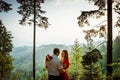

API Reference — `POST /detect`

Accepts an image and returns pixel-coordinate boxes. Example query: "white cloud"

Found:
[46,0,82,6]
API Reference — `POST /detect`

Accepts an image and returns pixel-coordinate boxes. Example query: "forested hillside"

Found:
[11,44,71,67]
[10,36,120,80]
[10,44,71,79]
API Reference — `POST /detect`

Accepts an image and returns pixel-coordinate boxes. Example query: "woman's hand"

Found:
[45,54,53,61]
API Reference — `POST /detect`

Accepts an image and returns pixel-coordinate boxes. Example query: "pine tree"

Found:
[112,58,120,80]
[0,20,14,80]
[112,35,120,80]
[16,0,49,27]
[68,39,83,80]
[81,42,104,80]
[77,0,120,77]
[113,35,120,60]
[16,0,49,79]
[0,0,12,12]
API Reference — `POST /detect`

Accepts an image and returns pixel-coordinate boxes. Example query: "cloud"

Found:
[46,0,81,6]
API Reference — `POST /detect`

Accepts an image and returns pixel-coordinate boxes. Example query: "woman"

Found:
[60,50,70,80]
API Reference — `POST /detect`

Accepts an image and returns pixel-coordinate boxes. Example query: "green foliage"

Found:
[0,20,13,80]
[11,69,33,80]
[112,36,120,79]
[81,63,104,80]
[113,36,120,60]
[39,68,48,80]
[10,44,71,80]
[81,42,104,80]
[10,71,23,80]
[112,58,120,80]
[77,0,118,78]
[82,48,103,65]
[0,20,13,53]
[68,39,83,79]
[0,53,14,77]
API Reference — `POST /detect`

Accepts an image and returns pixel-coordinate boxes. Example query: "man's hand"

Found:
[58,69,66,73]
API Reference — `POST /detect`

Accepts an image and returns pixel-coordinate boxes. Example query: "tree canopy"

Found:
[17,0,49,28]
[77,0,120,41]
[0,20,13,80]
[0,20,13,54]
[0,0,12,12]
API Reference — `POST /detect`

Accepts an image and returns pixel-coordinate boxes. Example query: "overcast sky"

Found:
[1,0,117,47]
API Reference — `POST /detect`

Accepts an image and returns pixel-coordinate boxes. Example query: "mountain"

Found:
[11,44,71,71]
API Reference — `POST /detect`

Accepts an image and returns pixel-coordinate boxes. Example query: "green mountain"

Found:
[11,44,71,71]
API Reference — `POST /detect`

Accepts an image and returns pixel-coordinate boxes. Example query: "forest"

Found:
[0,0,120,80]
[9,38,120,80]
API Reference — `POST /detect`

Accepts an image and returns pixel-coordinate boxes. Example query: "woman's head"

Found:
[61,50,69,60]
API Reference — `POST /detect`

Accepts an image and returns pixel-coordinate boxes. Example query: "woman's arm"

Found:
[63,59,70,70]
[63,63,68,70]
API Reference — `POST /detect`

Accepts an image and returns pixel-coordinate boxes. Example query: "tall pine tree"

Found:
[77,0,120,77]
[0,1,13,80]
[16,0,49,79]
[68,39,83,79]
[0,20,13,80]
[81,42,104,80]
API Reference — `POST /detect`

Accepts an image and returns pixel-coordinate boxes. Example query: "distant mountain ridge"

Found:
[10,44,71,71]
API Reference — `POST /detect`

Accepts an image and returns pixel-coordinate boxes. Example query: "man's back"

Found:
[45,55,63,76]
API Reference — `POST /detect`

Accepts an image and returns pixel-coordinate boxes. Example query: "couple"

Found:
[45,48,70,80]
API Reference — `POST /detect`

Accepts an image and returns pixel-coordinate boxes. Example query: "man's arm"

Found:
[58,69,66,73]
[57,60,66,73]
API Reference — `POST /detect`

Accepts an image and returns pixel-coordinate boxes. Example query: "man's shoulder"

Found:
[45,59,55,65]
[52,55,60,61]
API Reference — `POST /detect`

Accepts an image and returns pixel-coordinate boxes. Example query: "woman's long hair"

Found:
[62,50,69,61]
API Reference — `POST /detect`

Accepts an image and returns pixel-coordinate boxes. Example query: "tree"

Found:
[77,0,120,77]
[112,58,120,80]
[81,40,103,80]
[68,39,83,79]
[0,1,13,80]
[113,35,120,60]
[107,0,112,77]
[0,0,12,12]
[16,0,49,79]
[16,0,48,27]
[0,20,14,80]
[111,35,120,80]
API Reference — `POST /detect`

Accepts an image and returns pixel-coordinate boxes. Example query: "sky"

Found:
[0,0,118,47]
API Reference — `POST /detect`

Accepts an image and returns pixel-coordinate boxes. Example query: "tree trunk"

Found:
[107,0,112,78]
[33,0,36,80]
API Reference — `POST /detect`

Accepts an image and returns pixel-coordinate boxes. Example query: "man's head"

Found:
[53,48,60,56]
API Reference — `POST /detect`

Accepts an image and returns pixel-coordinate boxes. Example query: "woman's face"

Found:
[61,51,65,57]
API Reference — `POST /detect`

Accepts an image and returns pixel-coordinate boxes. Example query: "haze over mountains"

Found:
[11,44,71,71]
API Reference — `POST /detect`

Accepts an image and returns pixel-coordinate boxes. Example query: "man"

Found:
[45,48,65,80]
